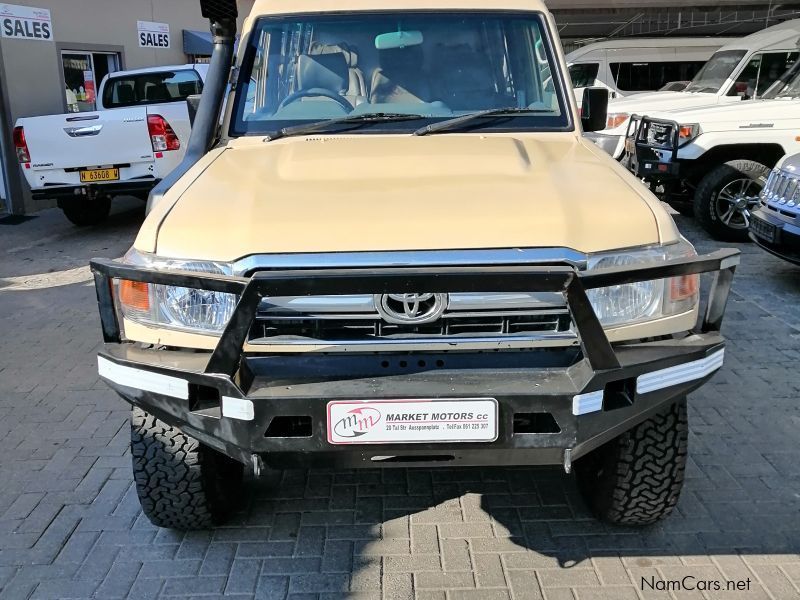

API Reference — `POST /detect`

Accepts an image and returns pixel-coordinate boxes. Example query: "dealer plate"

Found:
[327,399,498,445]
[750,215,778,244]
[80,168,119,183]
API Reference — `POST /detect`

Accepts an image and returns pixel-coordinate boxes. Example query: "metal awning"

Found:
[183,29,213,56]
[551,5,800,43]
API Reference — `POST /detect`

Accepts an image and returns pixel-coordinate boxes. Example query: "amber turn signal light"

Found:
[670,274,699,302]
[119,280,151,311]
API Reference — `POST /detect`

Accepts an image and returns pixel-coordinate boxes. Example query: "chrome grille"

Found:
[247,293,577,349]
[762,168,800,215]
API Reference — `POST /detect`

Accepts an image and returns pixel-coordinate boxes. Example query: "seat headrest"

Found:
[116,83,135,104]
[310,41,359,67]
[178,81,199,97]
[146,83,170,102]
[297,53,349,92]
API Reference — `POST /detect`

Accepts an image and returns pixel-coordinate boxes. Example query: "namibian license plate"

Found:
[80,168,119,183]
[327,399,498,445]
[750,216,778,243]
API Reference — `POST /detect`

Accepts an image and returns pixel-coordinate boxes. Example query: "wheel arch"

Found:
[686,144,785,185]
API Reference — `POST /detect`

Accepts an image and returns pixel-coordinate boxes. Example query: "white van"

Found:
[591,19,800,157]
[567,38,735,105]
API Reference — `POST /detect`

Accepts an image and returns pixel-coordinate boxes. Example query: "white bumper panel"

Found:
[636,349,725,395]
[572,349,725,416]
[97,356,189,400]
[572,390,604,416]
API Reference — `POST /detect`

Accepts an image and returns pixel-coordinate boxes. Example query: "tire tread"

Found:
[576,400,688,526]
[130,407,241,530]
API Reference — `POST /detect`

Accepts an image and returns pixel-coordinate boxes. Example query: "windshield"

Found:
[684,50,747,93]
[776,71,800,98]
[231,12,570,136]
[102,70,203,109]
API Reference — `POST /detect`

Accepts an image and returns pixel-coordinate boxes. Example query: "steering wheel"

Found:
[278,88,352,112]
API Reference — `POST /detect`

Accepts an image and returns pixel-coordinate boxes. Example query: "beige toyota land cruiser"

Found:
[91,0,740,530]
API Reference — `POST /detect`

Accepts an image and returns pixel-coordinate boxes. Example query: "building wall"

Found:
[0,0,254,213]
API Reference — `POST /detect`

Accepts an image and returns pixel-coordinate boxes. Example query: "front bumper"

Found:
[34,179,158,202]
[750,208,800,266]
[90,250,739,469]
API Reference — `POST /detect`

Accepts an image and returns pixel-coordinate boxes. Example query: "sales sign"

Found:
[0,4,53,41]
[138,20,170,49]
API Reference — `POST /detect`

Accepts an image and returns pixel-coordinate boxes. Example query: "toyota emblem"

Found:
[375,293,448,325]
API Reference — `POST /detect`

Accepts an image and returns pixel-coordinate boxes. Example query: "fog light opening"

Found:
[265,416,313,438]
[513,413,561,434]
[189,384,221,417]
[604,378,635,412]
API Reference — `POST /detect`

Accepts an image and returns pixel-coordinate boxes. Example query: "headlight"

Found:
[118,249,238,335]
[606,113,629,130]
[678,123,701,146]
[587,239,699,328]
[641,122,700,149]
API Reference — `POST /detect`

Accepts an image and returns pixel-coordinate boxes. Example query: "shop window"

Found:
[62,51,121,112]
[610,61,707,92]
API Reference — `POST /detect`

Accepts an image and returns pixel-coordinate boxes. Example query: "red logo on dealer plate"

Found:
[333,407,382,439]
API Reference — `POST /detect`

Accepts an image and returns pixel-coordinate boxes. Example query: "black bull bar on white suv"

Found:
[90,249,739,471]
[623,115,684,180]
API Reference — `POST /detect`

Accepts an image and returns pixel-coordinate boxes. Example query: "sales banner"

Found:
[0,4,53,41]
[138,20,170,49]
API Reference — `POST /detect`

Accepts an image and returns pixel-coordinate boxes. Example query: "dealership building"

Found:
[0,0,254,214]
[0,0,798,214]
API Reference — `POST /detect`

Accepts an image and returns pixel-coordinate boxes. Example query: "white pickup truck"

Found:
[623,67,800,241]
[589,19,800,159]
[13,64,208,225]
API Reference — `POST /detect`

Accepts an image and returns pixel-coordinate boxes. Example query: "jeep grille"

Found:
[762,168,800,217]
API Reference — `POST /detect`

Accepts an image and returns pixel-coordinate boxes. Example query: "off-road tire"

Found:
[61,196,112,226]
[694,160,770,242]
[131,407,244,530]
[575,398,688,526]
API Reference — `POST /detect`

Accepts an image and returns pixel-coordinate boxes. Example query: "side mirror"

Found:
[187,94,202,127]
[581,87,609,133]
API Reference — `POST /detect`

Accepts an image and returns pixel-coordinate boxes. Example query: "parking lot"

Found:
[0,202,796,600]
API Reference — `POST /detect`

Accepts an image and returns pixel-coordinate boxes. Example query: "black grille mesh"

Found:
[251,312,572,343]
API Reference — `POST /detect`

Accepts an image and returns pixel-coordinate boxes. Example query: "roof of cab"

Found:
[718,18,800,52]
[566,37,736,62]
[106,64,203,77]
[249,0,549,16]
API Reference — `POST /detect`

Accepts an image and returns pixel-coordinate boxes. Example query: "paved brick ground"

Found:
[0,203,798,599]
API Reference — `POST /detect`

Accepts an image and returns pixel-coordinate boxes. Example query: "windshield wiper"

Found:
[413,108,554,136]
[267,113,427,141]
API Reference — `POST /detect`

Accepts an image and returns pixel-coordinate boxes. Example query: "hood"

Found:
[151,134,668,262]
[607,91,725,118]
[643,98,798,132]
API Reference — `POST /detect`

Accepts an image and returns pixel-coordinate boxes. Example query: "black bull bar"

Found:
[90,248,739,468]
